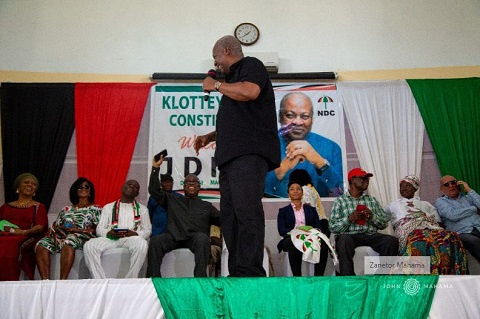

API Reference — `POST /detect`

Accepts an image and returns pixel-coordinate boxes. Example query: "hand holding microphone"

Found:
[203,69,217,101]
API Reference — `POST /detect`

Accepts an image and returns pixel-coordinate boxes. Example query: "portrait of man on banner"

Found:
[149,83,345,199]
[264,84,345,198]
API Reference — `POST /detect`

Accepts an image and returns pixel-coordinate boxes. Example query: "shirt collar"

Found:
[225,57,245,81]
[399,196,419,201]
[291,202,303,212]
[346,190,366,199]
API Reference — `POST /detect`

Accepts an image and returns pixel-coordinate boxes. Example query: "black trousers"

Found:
[146,232,210,277]
[283,237,329,276]
[282,219,331,276]
[219,154,268,277]
[335,233,399,276]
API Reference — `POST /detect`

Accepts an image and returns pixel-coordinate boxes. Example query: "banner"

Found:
[266,84,346,198]
[149,83,346,198]
[149,84,220,197]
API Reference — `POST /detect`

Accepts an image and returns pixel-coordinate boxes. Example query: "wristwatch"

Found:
[214,81,222,91]
[316,159,330,174]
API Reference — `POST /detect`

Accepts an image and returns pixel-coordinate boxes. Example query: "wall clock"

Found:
[234,23,260,46]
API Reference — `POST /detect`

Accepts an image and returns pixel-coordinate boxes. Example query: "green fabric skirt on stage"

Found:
[152,275,438,319]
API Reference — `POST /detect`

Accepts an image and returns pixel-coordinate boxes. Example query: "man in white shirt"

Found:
[84,180,151,278]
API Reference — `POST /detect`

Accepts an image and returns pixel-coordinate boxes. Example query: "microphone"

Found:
[204,69,217,101]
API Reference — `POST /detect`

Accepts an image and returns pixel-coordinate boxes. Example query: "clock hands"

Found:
[242,31,251,38]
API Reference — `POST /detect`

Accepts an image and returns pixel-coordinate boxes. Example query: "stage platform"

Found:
[1,276,479,319]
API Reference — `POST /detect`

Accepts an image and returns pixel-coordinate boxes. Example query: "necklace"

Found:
[16,199,32,207]
[75,202,91,209]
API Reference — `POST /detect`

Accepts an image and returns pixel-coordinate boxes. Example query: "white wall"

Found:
[1,0,480,75]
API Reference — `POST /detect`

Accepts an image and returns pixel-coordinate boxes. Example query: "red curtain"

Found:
[75,83,153,206]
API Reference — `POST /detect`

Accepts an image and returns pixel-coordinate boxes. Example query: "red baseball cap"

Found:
[348,168,373,181]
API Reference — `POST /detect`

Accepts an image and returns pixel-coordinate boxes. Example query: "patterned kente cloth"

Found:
[36,205,101,252]
[395,211,467,275]
[393,211,442,251]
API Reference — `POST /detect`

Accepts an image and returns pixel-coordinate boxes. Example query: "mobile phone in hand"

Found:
[154,149,168,161]
[114,228,129,233]
[356,204,367,212]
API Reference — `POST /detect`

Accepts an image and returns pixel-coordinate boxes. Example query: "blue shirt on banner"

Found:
[265,132,344,198]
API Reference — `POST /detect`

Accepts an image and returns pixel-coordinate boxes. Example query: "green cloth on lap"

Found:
[152,275,439,319]
[296,225,313,231]
[0,220,19,231]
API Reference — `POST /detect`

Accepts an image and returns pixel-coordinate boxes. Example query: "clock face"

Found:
[234,23,260,46]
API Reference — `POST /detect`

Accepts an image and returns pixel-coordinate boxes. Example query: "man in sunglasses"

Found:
[329,168,399,275]
[435,175,480,263]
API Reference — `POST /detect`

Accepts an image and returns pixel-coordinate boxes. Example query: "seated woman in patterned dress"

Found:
[385,175,467,275]
[35,177,101,280]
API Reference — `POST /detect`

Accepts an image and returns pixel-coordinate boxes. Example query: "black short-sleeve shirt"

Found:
[215,57,280,170]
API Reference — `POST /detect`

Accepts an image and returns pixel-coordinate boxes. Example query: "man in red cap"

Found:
[329,168,398,275]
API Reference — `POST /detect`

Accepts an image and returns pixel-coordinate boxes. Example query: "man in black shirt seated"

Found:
[146,155,220,277]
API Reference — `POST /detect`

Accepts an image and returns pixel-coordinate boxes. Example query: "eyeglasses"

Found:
[184,181,200,186]
[78,185,91,190]
[442,180,457,187]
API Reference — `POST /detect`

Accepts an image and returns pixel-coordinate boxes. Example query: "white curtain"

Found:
[338,80,424,207]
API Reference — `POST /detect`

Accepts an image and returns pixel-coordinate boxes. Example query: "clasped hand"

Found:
[349,208,372,222]
[107,229,137,238]
[285,140,327,169]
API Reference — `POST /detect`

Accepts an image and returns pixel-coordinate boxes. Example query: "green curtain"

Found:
[152,276,438,319]
[407,78,480,191]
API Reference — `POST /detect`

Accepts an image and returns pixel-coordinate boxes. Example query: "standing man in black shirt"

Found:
[194,35,280,277]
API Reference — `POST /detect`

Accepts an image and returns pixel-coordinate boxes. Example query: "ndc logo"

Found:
[317,95,335,116]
